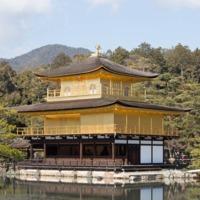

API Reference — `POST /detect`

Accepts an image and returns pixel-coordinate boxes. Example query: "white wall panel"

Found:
[141,145,152,163]
[153,146,163,163]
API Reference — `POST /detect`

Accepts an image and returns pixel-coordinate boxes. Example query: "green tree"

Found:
[128,53,151,71]
[166,44,194,80]
[51,52,72,69]
[16,70,48,105]
[0,106,16,134]
[188,138,200,169]
[0,106,24,161]
[73,54,89,62]
[0,61,19,106]
[193,48,200,83]
[133,42,152,57]
[129,42,166,73]
[109,47,129,65]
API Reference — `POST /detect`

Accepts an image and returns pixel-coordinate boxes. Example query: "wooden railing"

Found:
[17,124,178,136]
[46,85,144,102]
[16,158,124,170]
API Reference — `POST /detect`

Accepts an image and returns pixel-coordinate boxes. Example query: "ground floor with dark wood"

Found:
[22,134,169,170]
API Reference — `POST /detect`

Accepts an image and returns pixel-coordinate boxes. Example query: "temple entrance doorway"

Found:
[128,144,140,165]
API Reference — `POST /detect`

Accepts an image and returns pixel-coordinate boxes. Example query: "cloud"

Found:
[84,0,124,12]
[0,0,52,58]
[156,0,200,8]
[0,0,52,14]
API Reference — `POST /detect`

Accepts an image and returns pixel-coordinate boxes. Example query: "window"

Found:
[102,84,108,94]
[115,145,126,157]
[124,87,129,96]
[96,145,111,157]
[83,144,94,157]
[59,145,79,157]
[46,145,58,157]
[64,86,71,96]
[89,84,97,94]
[113,82,120,95]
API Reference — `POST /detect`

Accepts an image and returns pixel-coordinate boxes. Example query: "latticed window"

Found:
[124,87,129,96]
[64,86,71,96]
[89,84,97,94]
[113,82,120,95]
[102,84,108,94]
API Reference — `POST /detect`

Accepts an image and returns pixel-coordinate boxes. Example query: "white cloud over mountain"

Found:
[0,0,52,57]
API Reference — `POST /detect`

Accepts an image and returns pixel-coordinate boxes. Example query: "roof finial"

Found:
[95,44,102,55]
[91,44,102,57]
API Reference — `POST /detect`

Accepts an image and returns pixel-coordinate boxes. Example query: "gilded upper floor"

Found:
[15,98,191,137]
[35,56,158,102]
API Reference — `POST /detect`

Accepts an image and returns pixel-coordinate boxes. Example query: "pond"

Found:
[0,176,199,200]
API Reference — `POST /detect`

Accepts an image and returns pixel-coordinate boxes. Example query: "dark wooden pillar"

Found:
[80,141,83,161]
[43,143,46,160]
[112,142,115,160]
[30,145,33,160]
[125,137,128,165]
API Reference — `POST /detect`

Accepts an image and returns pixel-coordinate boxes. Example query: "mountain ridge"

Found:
[0,44,92,71]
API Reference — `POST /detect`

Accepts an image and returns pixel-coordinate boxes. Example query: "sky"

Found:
[0,0,200,58]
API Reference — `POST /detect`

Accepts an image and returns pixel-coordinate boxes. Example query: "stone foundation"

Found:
[4,167,198,184]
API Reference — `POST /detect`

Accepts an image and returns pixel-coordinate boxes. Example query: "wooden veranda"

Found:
[15,159,187,172]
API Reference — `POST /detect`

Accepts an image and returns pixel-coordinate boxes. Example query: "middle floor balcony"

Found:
[46,84,144,102]
[17,124,178,137]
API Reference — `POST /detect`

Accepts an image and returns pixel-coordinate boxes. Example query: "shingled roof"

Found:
[14,98,191,114]
[9,139,31,149]
[35,56,158,78]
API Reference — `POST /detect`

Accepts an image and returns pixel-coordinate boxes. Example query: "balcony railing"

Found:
[17,124,178,137]
[46,85,144,102]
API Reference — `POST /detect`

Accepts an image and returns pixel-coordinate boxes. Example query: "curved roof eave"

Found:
[100,66,158,79]
[118,100,192,113]
[35,57,158,79]
[36,67,158,80]
[35,66,103,78]
[13,98,191,114]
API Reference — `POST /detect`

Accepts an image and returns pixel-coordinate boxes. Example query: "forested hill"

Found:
[0,44,92,71]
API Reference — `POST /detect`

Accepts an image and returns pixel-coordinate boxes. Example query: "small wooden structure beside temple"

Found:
[13,54,190,170]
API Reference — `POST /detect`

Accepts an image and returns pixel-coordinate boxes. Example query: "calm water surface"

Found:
[0,176,199,200]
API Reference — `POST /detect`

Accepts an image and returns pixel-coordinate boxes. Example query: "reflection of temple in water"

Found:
[12,180,165,200]
[1,176,198,200]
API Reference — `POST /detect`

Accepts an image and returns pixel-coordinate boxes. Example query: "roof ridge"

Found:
[35,56,158,79]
